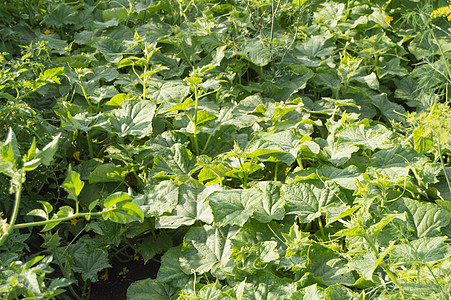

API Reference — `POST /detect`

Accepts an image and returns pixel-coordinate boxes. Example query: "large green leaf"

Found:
[298,242,355,286]
[156,182,218,228]
[390,237,451,265]
[151,143,197,176]
[72,248,111,282]
[237,39,271,66]
[389,197,450,238]
[43,4,77,27]
[251,182,286,223]
[179,224,239,279]
[208,188,259,226]
[281,180,342,222]
[92,37,126,63]
[246,130,301,165]
[319,165,364,190]
[156,246,192,289]
[147,80,190,104]
[126,278,175,300]
[138,181,179,217]
[231,272,296,300]
[369,145,424,182]
[102,192,144,224]
[107,99,156,137]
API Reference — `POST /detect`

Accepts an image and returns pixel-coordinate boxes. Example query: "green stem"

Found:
[192,84,200,155]
[274,163,278,181]
[0,173,24,246]
[86,130,95,159]
[317,217,325,240]
[238,157,248,189]
[201,135,212,154]
[13,211,106,229]
[363,234,405,294]
[428,20,451,83]
[437,142,451,195]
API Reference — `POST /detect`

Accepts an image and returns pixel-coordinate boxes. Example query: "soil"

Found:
[88,255,161,300]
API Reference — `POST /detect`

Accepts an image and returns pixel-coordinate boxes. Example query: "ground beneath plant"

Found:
[89,256,160,300]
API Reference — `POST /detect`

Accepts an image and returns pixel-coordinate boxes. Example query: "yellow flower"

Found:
[44,29,51,35]
[70,218,78,226]
[431,5,451,20]
[384,16,393,24]
[73,151,80,161]
[133,255,140,261]
[100,271,108,281]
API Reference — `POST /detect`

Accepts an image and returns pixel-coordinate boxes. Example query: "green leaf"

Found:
[197,283,232,300]
[237,38,271,66]
[62,165,84,201]
[108,99,156,137]
[369,145,424,182]
[156,246,192,289]
[103,192,144,224]
[156,181,217,228]
[413,126,434,154]
[246,130,301,165]
[208,188,259,226]
[369,94,405,122]
[0,128,19,176]
[92,37,126,63]
[127,279,175,300]
[389,197,450,238]
[138,181,179,217]
[151,143,196,176]
[391,237,451,265]
[43,4,77,27]
[251,181,285,223]
[299,242,355,286]
[88,163,128,183]
[319,165,363,190]
[180,224,238,279]
[72,249,111,282]
[335,123,393,151]
[35,134,60,166]
[139,232,173,263]
[147,80,190,104]
[281,180,342,222]
[231,272,296,300]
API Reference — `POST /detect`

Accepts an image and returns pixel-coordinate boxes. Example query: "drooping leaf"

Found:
[236,39,271,66]
[139,231,173,263]
[88,163,128,183]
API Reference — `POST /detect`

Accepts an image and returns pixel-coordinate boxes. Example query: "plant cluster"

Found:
[0,0,450,299]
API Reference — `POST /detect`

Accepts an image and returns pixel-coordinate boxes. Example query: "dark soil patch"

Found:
[89,256,160,300]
